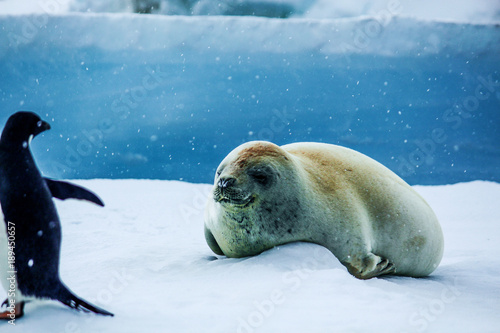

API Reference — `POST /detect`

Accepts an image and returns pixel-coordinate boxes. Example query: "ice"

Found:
[0,180,498,332]
[0,12,498,184]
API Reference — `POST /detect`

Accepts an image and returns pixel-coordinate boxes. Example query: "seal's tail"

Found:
[58,286,114,317]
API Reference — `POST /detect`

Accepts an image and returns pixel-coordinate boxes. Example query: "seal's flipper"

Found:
[58,287,113,317]
[44,178,105,207]
[345,253,396,280]
[0,301,25,320]
[205,225,224,256]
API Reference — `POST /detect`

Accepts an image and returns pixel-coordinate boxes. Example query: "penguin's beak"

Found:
[42,121,51,131]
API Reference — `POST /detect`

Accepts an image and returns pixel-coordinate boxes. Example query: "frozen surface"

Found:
[3,0,499,23]
[304,0,500,23]
[0,180,499,332]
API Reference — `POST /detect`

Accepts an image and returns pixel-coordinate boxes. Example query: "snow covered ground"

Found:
[0,179,499,332]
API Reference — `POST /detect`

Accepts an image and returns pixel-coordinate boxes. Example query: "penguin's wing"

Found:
[44,178,105,207]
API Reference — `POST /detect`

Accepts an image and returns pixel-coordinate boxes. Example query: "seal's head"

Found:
[205,141,305,258]
[213,141,287,208]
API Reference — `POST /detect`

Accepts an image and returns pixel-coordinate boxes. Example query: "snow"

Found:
[0,180,499,332]
[304,0,500,24]
[0,1,499,330]
[3,0,499,23]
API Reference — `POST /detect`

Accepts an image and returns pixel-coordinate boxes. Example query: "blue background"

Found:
[1,15,499,185]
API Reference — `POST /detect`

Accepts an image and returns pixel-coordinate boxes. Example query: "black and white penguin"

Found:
[0,111,113,320]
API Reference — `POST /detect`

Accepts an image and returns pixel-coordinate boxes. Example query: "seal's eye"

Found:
[248,168,272,186]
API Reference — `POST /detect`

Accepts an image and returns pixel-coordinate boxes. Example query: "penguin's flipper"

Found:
[59,288,114,317]
[44,178,105,207]
[0,301,25,320]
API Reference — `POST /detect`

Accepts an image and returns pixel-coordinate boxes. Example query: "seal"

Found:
[204,141,444,279]
[0,111,113,319]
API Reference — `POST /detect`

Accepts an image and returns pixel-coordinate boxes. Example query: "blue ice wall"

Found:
[0,14,499,184]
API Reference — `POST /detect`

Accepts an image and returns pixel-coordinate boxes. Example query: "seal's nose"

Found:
[218,177,236,189]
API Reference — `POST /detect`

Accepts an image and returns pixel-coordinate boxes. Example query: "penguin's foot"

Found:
[0,301,25,320]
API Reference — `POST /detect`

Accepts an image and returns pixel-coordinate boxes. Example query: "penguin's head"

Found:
[1,111,51,147]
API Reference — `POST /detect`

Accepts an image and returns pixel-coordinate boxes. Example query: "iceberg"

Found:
[0,8,499,185]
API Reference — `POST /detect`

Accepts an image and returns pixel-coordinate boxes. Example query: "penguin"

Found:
[0,111,113,320]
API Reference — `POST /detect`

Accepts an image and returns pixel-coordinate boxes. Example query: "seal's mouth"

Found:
[214,188,255,208]
[218,195,255,208]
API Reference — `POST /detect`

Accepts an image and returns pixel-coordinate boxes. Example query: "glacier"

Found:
[0,10,499,186]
